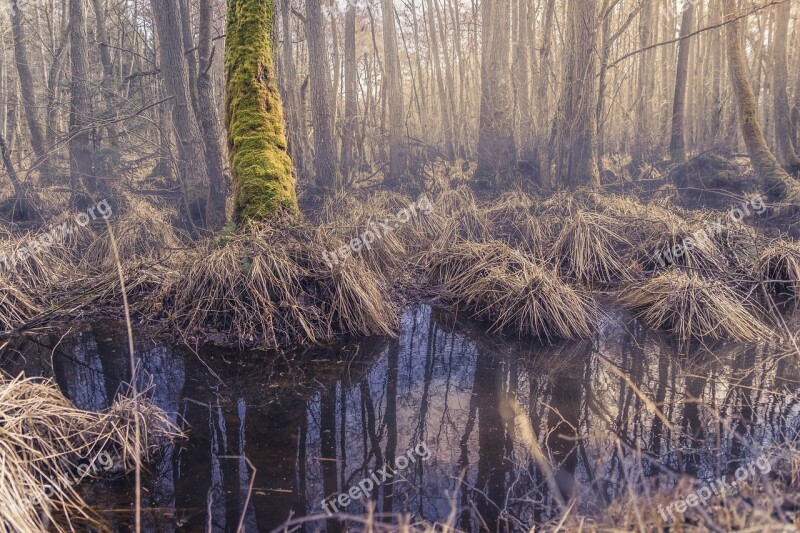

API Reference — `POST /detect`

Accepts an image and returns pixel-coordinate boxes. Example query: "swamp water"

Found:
[2,305,799,532]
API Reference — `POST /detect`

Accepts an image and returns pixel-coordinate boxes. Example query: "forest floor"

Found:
[2,153,800,530]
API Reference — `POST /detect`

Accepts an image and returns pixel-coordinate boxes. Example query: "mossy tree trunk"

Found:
[226,0,297,222]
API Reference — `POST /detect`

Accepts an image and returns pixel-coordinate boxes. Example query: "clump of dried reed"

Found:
[158,217,398,348]
[618,271,772,341]
[0,373,177,533]
[483,191,545,255]
[84,199,185,267]
[0,275,40,331]
[755,240,800,301]
[549,209,635,285]
[427,241,595,340]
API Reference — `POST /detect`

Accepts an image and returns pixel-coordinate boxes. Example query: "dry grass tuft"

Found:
[549,209,635,285]
[0,373,177,533]
[427,241,595,340]
[755,240,800,301]
[159,218,398,348]
[483,192,544,255]
[84,199,185,267]
[0,275,40,331]
[435,187,477,217]
[618,271,772,341]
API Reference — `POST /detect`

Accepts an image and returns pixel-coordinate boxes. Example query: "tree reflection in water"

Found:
[2,305,799,532]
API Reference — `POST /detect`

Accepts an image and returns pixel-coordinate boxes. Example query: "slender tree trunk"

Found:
[226,0,297,220]
[90,0,119,145]
[341,2,358,181]
[381,0,407,184]
[552,0,600,188]
[724,0,800,202]
[633,0,654,164]
[669,3,695,163]
[426,0,455,160]
[69,0,99,207]
[772,0,800,170]
[306,0,338,188]
[279,0,308,180]
[513,0,533,165]
[150,0,205,223]
[197,0,227,230]
[474,0,516,187]
[535,0,556,187]
[11,3,56,180]
[178,0,200,116]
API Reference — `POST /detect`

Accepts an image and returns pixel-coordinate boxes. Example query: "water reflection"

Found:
[2,305,799,532]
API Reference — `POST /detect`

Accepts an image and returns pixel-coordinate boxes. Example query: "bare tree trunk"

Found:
[633,0,654,164]
[535,0,556,187]
[381,0,407,184]
[150,0,204,224]
[197,0,227,230]
[11,3,56,180]
[513,0,532,165]
[772,0,800,170]
[69,0,101,208]
[178,0,200,116]
[226,0,297,220]
[341,1,358,181]
[474,0,516,187]
[669,3,695,163]
[426,0,455,160]
[90,0,119,145]
[724,0,800,202]
[306,0,338,188]
[552,0,600,188]
[280,0,308,180]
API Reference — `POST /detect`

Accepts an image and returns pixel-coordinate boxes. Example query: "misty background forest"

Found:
[2,0,800,531]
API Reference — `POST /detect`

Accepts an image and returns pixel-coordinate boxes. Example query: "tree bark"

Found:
[425,0,455,160]
[306,0,338,188]
[772,0,800,170]
[381,0,408,184]
[669,3,695,163]
[341,1,358,181]
[552,0,600,188]
[473,0,517,187]
[69,0,99,207]
[724,0,800,203]
[513,0,533,164]
[197,0,228,230]
[226,0,297,221]
[11,2,56,180]
[150,0,205,223]
[279,0,309,180]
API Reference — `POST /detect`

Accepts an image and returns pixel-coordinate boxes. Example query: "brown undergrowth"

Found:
[0,373,178,533]
[0,184,798,347]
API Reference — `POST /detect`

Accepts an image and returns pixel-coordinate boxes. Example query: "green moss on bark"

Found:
[226,0,297,222]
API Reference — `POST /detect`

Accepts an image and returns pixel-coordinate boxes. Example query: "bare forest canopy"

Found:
[0,0,799,227]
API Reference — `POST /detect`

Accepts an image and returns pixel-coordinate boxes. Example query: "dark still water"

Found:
[2,306,799,531]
